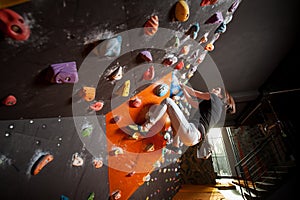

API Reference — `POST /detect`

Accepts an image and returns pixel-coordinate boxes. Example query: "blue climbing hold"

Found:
[214,22,226,34]
[155,84,169,97]
[60,195,69,200]
[97,35,122,57]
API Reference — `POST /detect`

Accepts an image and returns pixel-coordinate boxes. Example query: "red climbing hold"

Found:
[0,9,30,41]
[2,95,17,106]
[174,60,184,70]
[200,0,218,7]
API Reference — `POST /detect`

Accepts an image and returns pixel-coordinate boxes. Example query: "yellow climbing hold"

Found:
[175,0,189,22]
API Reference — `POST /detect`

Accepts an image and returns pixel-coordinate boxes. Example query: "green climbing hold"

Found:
[87,192,95,200]
[81,126,93,137]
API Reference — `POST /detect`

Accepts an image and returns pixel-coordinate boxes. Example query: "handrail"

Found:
[235,134,273,167]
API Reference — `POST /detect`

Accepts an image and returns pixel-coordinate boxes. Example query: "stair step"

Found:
[255,181,276,190]
[266,170,288,177]
[255,181,275,186]
[232,180,268,193]
[261,176,281,180]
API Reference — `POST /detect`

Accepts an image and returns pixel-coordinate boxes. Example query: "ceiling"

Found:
[0,0,299,127]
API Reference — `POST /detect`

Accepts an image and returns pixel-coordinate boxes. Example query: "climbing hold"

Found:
[96,35,122,57]
[143,66,155,80]
[174,35,180,47]
[199,32,209,44]
[0,8,30,41]
[111,190,121,200]
[111,147,124,156]
[72,152,84,167]
[224,14,233,24]
[87,192,95,200]
[170,72,183,97]
[165,35,180,49]
[93,158,103,168]
[139,50,153,62]
[164,132,173,144]
[60,195,69,200]
[143,174,151,182]
[0,0,30,9]
[145,143,155,152]
[205,12,224,24]
[162,54,178,66]
[48,61,78,84]
[131,132,140,140]
[200,0,218,6]
[215,22,226,34]
[144,15,159,36]
[89,101,104,111]
[228,0,240,13]
[126,171,135,177]
[174,60,184,70]
[153,160,161,168]
[185,23,200,39]
[115,79,130,97]
[180,45,190,56]
[129,97,142,108]
[81,125,93,137]
[108,65,124,81]
[80,86,96,102]
[110,116,121,124]
[204,43,214,51]
[154,84,169,97]
[175,0,189,22]
[31,153,54,175]
[185,63,191,69]
[2,95,17,106]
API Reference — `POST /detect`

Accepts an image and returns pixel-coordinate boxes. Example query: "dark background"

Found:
[1,0,299,199]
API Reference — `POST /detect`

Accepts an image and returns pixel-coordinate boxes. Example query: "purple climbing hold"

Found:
[228,0,240,13]
[205,12,224,24]
[49,61,78,84]
[139,50,153,62]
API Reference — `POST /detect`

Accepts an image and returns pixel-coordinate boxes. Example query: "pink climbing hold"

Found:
[143,66,155,80]
[129,97,142,108]
[89,101,104,111]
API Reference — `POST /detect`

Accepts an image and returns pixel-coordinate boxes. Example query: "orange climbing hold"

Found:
[144,15,159,36]
[204,43,214,51]
[32,154,54,175]
[80,86,96,102]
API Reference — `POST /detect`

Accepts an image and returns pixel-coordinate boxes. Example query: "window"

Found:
[207,128,232,176]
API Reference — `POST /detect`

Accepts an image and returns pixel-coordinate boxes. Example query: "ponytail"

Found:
[223,89,236,114]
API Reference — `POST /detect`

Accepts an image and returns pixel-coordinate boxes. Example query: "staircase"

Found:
[232,132,296,200]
